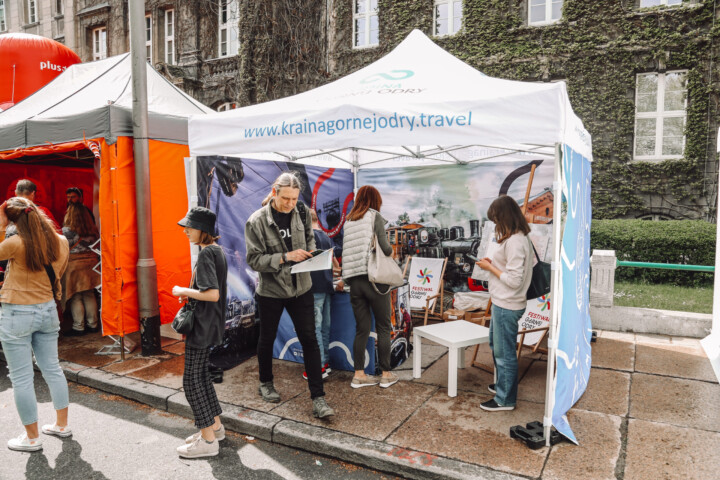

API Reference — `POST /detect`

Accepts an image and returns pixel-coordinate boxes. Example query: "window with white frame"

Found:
[353,0,378,48]
[640,0,682,7]
[217,102,237,112]
[145,14,153,64]
[0,0,6,32]
[528,0,562,26]
[55,0,63,16]
[634,71,687,160]
[25,0,38,24]
[434,0,462,36]
[92,26,107,60]
[164,9,175,64]
[218,0,240,57]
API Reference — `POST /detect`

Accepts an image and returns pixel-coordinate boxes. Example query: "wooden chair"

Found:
[402,256,448,326]
[471,302,549,373]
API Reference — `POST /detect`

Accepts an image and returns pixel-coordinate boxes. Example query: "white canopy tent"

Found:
[189,30,594,443]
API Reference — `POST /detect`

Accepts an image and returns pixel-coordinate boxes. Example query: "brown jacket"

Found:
[0,233,69,305]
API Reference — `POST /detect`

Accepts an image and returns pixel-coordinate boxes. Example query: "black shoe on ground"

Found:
[258,381,281,403]
[85,326,100,334]
[64,329,85,337]
[312,397,335,419]
[480,399,514,412]
[488,383,496,394]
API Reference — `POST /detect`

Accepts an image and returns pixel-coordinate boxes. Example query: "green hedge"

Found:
[590,220,716,286]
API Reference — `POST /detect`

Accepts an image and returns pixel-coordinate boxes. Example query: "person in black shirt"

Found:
[172,207,228,459]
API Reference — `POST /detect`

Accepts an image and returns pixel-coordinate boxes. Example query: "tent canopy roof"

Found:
[0,54,213,151]
[188,30,592,168]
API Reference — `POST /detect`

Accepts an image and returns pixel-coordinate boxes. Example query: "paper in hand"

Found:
[290,248,334,274]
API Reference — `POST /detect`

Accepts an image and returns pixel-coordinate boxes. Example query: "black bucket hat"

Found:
[178,206,216,234]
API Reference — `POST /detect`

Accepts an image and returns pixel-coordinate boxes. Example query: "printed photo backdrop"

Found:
[196,156,374,372]
[358,159,554,292]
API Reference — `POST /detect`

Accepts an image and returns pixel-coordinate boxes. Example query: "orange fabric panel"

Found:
[0,140,89,160]
[99,137,191,336]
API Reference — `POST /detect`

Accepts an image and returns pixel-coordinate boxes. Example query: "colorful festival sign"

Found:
[407,257,446,310]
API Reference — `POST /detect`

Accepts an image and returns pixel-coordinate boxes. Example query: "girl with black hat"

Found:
[172,206,228,459]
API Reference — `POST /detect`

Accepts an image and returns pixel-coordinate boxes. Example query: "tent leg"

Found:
[544,143,563,446]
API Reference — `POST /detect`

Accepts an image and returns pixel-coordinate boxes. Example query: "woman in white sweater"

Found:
[475,195,533,411]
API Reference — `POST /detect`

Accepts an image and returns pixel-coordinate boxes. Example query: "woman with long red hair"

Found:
[342,186,397,389]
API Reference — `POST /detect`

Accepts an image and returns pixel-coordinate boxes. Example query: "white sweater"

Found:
[488,233,533,310]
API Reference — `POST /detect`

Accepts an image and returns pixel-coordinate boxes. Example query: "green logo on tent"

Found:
[361,70,414,84]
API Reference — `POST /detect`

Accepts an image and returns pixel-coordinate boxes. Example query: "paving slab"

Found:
[126,355,185,390]
[164,341,186,355]
[516,360,546,404]
[414,344,534,396]
[635,343,717,382]
[272,370,437,441]
[58,360,90,383]
[590,337,635,372]
[102,354,172,376]
[624,418,720,480]
[212,357,310,412]
[275,419,525,480]
[386,390,548,478]
[58,334,124,368]
[630,372,720,432]
[634,333,671,345]
[543,409,622,480]
[598,330,636,343]
[573,368,630,417]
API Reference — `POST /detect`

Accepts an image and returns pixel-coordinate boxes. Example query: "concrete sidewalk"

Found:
[3,329,719,479]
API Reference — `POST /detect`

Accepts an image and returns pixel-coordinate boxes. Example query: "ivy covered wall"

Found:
[238,0,720,220]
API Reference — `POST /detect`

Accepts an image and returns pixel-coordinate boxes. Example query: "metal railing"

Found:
[616,260,714,272]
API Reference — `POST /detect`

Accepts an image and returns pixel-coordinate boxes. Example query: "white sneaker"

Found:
[41,423,72,438]
[8,433,43,452]
[185,424,225,444]
[177,436,219,458]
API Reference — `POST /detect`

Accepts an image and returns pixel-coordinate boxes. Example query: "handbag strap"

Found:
[528,236,541,263]
[43,264,58,298]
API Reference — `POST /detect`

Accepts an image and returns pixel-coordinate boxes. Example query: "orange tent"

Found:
[0,55,212,336]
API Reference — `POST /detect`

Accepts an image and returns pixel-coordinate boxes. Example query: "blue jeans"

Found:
[313,293,332,366]
[488,305,524,407]
[0,301,69,425]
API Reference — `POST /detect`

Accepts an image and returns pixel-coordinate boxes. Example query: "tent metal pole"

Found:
[129,0,162,356]
[544,143,563,446]
[351,147,359,193]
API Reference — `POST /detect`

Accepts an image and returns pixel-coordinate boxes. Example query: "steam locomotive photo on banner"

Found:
[196,155,354,369]
[359,159,554,292]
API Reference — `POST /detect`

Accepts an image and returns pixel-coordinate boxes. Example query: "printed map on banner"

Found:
[408,257,446,310]
[519,294,551,346]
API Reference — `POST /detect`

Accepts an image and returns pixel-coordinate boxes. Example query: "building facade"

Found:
[2,1,718,220]
[234,0,720,221]
[1,0,77,50]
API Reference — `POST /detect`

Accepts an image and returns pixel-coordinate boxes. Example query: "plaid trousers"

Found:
[183,346,222,429]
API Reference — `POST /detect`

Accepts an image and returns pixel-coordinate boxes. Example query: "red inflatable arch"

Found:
[0,33,81,110]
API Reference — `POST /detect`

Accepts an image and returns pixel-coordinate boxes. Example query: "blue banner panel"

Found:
[197,156,365,371]
[552,146,593,444]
